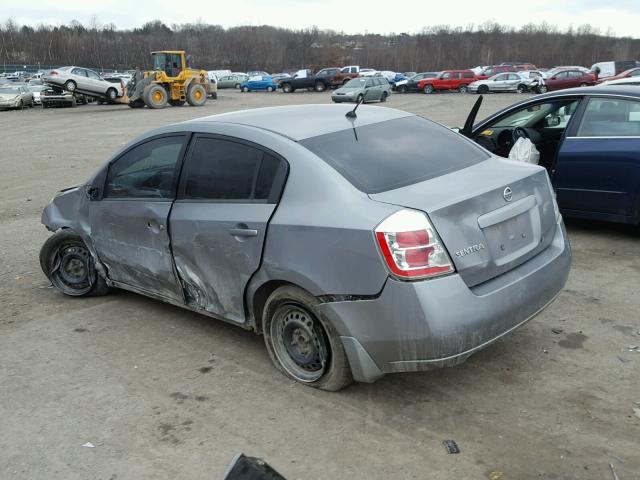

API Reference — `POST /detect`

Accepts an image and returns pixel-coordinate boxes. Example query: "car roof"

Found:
[184,104,413,141]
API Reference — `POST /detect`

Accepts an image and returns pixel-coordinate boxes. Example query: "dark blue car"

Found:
[465,86,640,225]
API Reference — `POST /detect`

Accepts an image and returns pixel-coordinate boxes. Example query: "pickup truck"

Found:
[281,67,360,92]
[280,69,332,92]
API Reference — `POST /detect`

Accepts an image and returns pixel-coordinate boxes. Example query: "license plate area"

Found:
[478,196,541,267]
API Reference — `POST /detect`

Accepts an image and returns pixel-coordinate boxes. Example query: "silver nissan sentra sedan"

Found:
[40,104,571,391]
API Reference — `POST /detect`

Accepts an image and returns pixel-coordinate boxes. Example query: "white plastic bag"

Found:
[508,137,540,165]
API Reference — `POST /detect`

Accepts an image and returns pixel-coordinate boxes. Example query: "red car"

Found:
[475,65,516,81]
[542,69,595,92]
[596,67,640,84]
[418,69,477,93]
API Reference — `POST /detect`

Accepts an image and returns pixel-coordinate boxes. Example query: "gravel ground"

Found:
[1,90,638,480]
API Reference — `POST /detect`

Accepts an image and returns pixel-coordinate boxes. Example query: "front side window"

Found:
[181,138,282,201]
[441,72,453,79]
[577,98,640,137]
[105,136,185,199]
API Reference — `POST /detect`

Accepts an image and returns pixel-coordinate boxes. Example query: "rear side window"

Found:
[181,137,283,201]
[301,116,489,194]
[463,72,475,78]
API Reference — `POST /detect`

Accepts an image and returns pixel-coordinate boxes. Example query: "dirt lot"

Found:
[1,90,639,480]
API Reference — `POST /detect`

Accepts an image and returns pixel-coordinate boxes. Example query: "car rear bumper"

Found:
[317,220,571,382]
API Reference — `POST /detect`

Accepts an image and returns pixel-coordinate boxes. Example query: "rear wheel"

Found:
[423,84,434,94]
[579,82,588,87]
[267,86,274,92]
[143,84,168,109]
[315,81,326,92]
[39,230,109,297]
[381,91,388,102]
[234,83,241,89]
[263,286,353,391]
[397,85,407,93]
[537,85,548,93]
[516,84,527,94]
[64,80,76,92]
[186,83,207,106]
[458,84,469,93]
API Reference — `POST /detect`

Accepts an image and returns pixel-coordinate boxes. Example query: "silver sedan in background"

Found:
[43,66,123,102]
[0,85,34,109]
[468,72,544,94]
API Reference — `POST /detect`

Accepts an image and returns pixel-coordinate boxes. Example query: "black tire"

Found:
[211,91,218,100]
[143,84,168,109]
[282,83,293,93]
[423,84,434,94]
[516,84,527,94]
[186,83,207,106]
[267,86,274,92]
[537,85,548,94]
[397,85,407,93]
[579,82,588,88]
[169,99,185,107]
[64,80,76,92]
[242,86,249,93]
[478,84,489,94]
[458,84,469,93]
[234,83,241,89]
[380,91,388,102]
[315,81,326,92]
[39,230,109,297]
[262,286,353,391]
[106,88,117,102]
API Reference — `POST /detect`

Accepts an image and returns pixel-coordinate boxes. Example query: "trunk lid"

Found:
[369,157,558,287]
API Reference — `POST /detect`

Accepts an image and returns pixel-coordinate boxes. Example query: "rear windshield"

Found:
[300,115,489,193]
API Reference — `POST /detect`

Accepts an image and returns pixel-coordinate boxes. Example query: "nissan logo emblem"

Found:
[503,187,513,202]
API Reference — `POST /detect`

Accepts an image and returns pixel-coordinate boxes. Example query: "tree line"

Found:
[1,18,639,73]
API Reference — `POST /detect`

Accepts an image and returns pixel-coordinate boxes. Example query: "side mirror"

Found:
[86,186,100,200]
[545,116,561,127]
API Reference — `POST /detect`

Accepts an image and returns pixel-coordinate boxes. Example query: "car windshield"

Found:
[344,78,366,88]
[301,116,489,193]
[0,87,19,94]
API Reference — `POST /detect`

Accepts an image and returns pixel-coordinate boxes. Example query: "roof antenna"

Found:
[345,88,368,119]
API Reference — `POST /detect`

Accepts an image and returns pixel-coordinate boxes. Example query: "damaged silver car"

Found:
[40,104,571,390]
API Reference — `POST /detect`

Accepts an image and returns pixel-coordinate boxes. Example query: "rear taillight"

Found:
[374,209,454,280]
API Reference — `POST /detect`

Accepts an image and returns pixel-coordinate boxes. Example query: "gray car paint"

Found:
[41,104,571,383]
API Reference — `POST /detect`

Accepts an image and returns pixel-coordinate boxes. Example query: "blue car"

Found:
[463,86,640,225]
[240,75,277,92]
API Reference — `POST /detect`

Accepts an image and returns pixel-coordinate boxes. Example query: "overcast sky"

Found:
[4,0,640,38]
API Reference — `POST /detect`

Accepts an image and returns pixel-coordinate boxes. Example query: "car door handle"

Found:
[229,228,258,237]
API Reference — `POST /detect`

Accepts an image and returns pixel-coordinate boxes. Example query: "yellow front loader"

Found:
[126,50,215,109]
